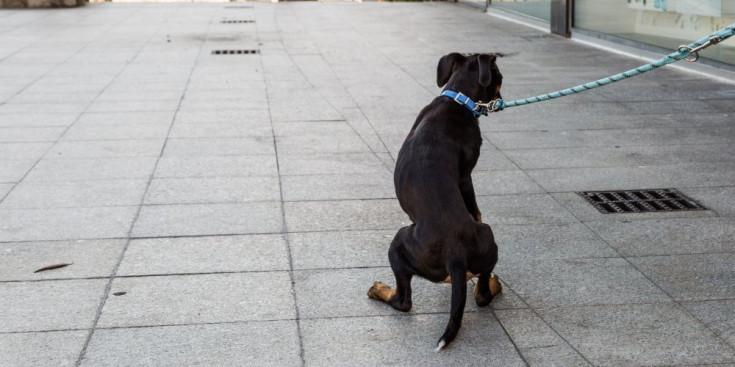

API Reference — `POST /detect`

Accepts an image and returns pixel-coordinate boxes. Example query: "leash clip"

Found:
[475,99,504,114]
[678,36,722,63]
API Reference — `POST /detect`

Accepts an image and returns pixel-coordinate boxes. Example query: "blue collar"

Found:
[441,90,484,117]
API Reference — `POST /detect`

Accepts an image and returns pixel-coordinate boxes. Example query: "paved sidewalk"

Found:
[1,2,735,366]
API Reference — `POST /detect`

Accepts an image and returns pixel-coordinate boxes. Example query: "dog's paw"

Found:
[367,281,391,299]
[489,274,502,296]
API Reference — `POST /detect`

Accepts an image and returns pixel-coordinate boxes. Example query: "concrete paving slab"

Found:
[472,170,545,196]
[586,217,735,256]
[132,202,283,238]
[0,330,87,367]
[300,313,526,366]
[276,133,372,155]
[521,344,591,367]
[82,321,301,367]
[278,153,389,176]
[0,183,12,198]
[46,140,164,159]
[681,186,735,217]
[25,157,158,181]
[0,127,65,143]
[682,300,735,346]
[495,222,617,262]
[62,123,172,141]
[505,144,735,170]
[475,194,579,225]
[0,278,107,332]
[0,206,138,242]
[98,272,295,328]
[86,100,181,113]
[0,160,34,183]
[168,122,273,139]
[0,113,78,128]
[173,109,270,125]
[154,155,278,178]
[0,239,124,281]
[285,199,408,232]
[118,234,289,276]
[75,111,176,126]
[630,253,735,301]
[527,162,735,193]
[144,176,280,205]
[0,142,50,161]
[289,229,394,270]
[162,137,275,156]
[538,303,735,366]
[281,172,395,201]
[498,257,670,308]
[1,179,147,209]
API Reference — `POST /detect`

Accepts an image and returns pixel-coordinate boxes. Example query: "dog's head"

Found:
[437,53,503,103]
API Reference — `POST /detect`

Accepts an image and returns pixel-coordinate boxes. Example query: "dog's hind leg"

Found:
[473,224,501,307]
[437,259,468,351]
[367,227,414,312]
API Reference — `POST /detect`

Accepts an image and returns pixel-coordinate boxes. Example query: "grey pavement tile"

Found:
[144,176,280,205]
[173,109,270,124]
[475,194,578,225]
[488,127,735,149]
[0,279,107,332]
[97,272,295,328]
[25,157,158,181]
[0,142,50,160]
[162,137,275,156]
[495,309,590,366]
[132,202,283,238]
[472,170,545,196]
[285,199,408,232]
[0,160,34,183]
[178,97,268,112]
[118,234,289,276]
[300,313,526,366]
[154,155,278,178]
[75,111,175,126]
[0,113,78,128]
[527,162,735,193]
[1,179,147,209]
[0,206,138,242]
[62,123,172,141]
[0,183,11,198]
[268,89,343,122]
[295,267,524,320]
[272,119,353,136]
[498,257,670,308]
[81,321,301,367]
[586,217,735,256]
[682,300,735,346]
[46,140,165,159]
[276,133,372,154]
[0,127,66,143]
[630,253,735,301]
[98,90,184,101]
[0,330,87,367]
[505,144,735,170]
[290,229,394,269]
[168,122,273,139]
[681,186,735,217]
[281,172,395,201]
[0,102,87,115]
[278,153,390,176]
[538,303,735,366]
[8,92,98,105]
[495,222,617,262]
[0,239,124,281]
[86,100,181,113]
[552,192,717,223]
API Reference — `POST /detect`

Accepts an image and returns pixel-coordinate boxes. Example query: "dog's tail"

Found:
[436,260,467,352]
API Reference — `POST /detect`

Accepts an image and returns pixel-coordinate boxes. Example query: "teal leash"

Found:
[476,22,735,114]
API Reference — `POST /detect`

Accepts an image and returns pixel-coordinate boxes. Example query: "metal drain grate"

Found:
[221,20,255,24]
[577,188,707,214]
[211,49,259,55]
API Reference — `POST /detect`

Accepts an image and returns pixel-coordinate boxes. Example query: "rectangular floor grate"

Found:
[577,188,708,214]
[221,20,255,24]
[211,49,259,55]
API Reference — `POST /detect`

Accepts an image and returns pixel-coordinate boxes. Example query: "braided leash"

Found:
[476,22,735,114]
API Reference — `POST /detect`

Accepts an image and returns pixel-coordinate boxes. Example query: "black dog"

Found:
[368,53,504,350]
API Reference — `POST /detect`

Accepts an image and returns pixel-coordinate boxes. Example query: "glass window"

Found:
[575,0,735,65]
[490,0,551,21]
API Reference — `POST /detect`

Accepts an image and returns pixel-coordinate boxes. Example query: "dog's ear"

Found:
[477,54,497,87]
[437,53,466,87]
